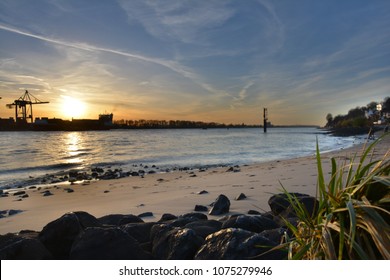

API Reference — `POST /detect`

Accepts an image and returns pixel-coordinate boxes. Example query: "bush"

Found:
[280,134,390,259]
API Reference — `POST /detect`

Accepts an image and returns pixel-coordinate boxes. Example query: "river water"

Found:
[0,127,364,189]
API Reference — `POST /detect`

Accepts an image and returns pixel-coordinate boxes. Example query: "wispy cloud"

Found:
[118,0,235,44]
[0,23,219,95]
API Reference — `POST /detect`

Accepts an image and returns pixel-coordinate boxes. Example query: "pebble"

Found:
[197,190,209,195]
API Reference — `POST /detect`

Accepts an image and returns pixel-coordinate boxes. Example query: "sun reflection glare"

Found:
[65,132,83,164]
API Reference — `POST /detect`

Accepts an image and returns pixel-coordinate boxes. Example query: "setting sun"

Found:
[61,96,87,119]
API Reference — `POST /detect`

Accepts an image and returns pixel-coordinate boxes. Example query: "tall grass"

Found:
[282,133,389,259]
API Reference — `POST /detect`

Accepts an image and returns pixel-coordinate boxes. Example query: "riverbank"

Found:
[1,133,388,235]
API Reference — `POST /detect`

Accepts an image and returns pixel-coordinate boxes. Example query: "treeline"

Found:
[325,97,390,129]
[113,119,258,129]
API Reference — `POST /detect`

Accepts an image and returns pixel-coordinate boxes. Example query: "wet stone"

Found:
[138,212,153,218]
[194,205,208,212]
[209,194,230,215]
[235,193,247,200]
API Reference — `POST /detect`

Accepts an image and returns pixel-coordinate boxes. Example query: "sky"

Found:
[0,0,389,125]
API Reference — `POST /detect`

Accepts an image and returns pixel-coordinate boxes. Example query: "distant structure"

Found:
[6,90,49,124]
[263,108,268,133]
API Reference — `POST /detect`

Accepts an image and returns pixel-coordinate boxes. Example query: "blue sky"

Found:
[0,0,389,125]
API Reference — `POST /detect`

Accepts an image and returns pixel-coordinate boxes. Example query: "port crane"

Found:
[6,90,49,124]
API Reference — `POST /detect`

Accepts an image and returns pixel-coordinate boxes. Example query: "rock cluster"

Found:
[0,192,318,260]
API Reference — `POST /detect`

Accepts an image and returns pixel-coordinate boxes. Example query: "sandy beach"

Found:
[1,133,388,235]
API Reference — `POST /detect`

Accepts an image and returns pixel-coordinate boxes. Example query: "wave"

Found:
[0,162,83,175]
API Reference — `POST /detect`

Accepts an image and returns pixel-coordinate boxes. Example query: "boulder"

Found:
[38,211,101,259]
[152,224,204,260]
[180,212,208,220]
[159,213,178,222]
[221,215,279,233]
[121,222,157,243]
[185,220,222,238]
[194,205,208,212]
[268,193,318,216]
[98,214,144,226]
[281,196,319,219]
[138,212,153,218]
[70,227,152,260]
[248,210,261,215]
[209,194,230,215]
[0,233,52,260]
[258,228,286,244]
[195,228,286,260]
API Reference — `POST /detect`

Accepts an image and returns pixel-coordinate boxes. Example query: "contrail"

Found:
[0,23,214,93]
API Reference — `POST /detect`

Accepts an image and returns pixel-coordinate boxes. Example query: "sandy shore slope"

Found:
[1,134,388,234]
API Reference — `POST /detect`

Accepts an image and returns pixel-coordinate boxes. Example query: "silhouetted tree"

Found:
[326,113,333,127]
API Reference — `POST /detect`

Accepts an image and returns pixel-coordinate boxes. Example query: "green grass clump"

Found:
[282,134,389,260]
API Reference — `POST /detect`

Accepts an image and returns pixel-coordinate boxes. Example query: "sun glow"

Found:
[61,96,87,119]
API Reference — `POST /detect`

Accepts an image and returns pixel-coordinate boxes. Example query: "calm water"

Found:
[0,127,363,189]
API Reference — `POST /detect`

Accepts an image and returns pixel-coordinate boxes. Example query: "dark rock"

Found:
[70,227,152,260]
[209,194,230,215]
[226,167,240,172]
[121,222,157,243]
[21,194,29,198]
[281,196,319,219]
[69,170,79,178]
[180,212,208,220]
[185,220,222,238]
[8,209,23,216]
[98,214,144,226]
[42,190,53,196]
[138,212,153,218]
[18,230,40,239]
[258,228,286,244]
[197,190,209,195]
[162,213,207,228]
[130,172,139,177]
[268,193,318,216]
[13,191,26,196]
[152,224,204,260]
[262,211,276,220]
[248,210,261,215]
[195,228,286,260]
[194,205,208,212]
[235,193,247,200]
[0,233,52,260]
[65,188,74,193]
[38,211,101,259]
[159,213,178,222]
[95,167,104,173]
[221,215,279,233]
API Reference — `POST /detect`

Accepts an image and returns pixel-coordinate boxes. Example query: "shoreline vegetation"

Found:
[0,131,388,259]
[324,96,389,137]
